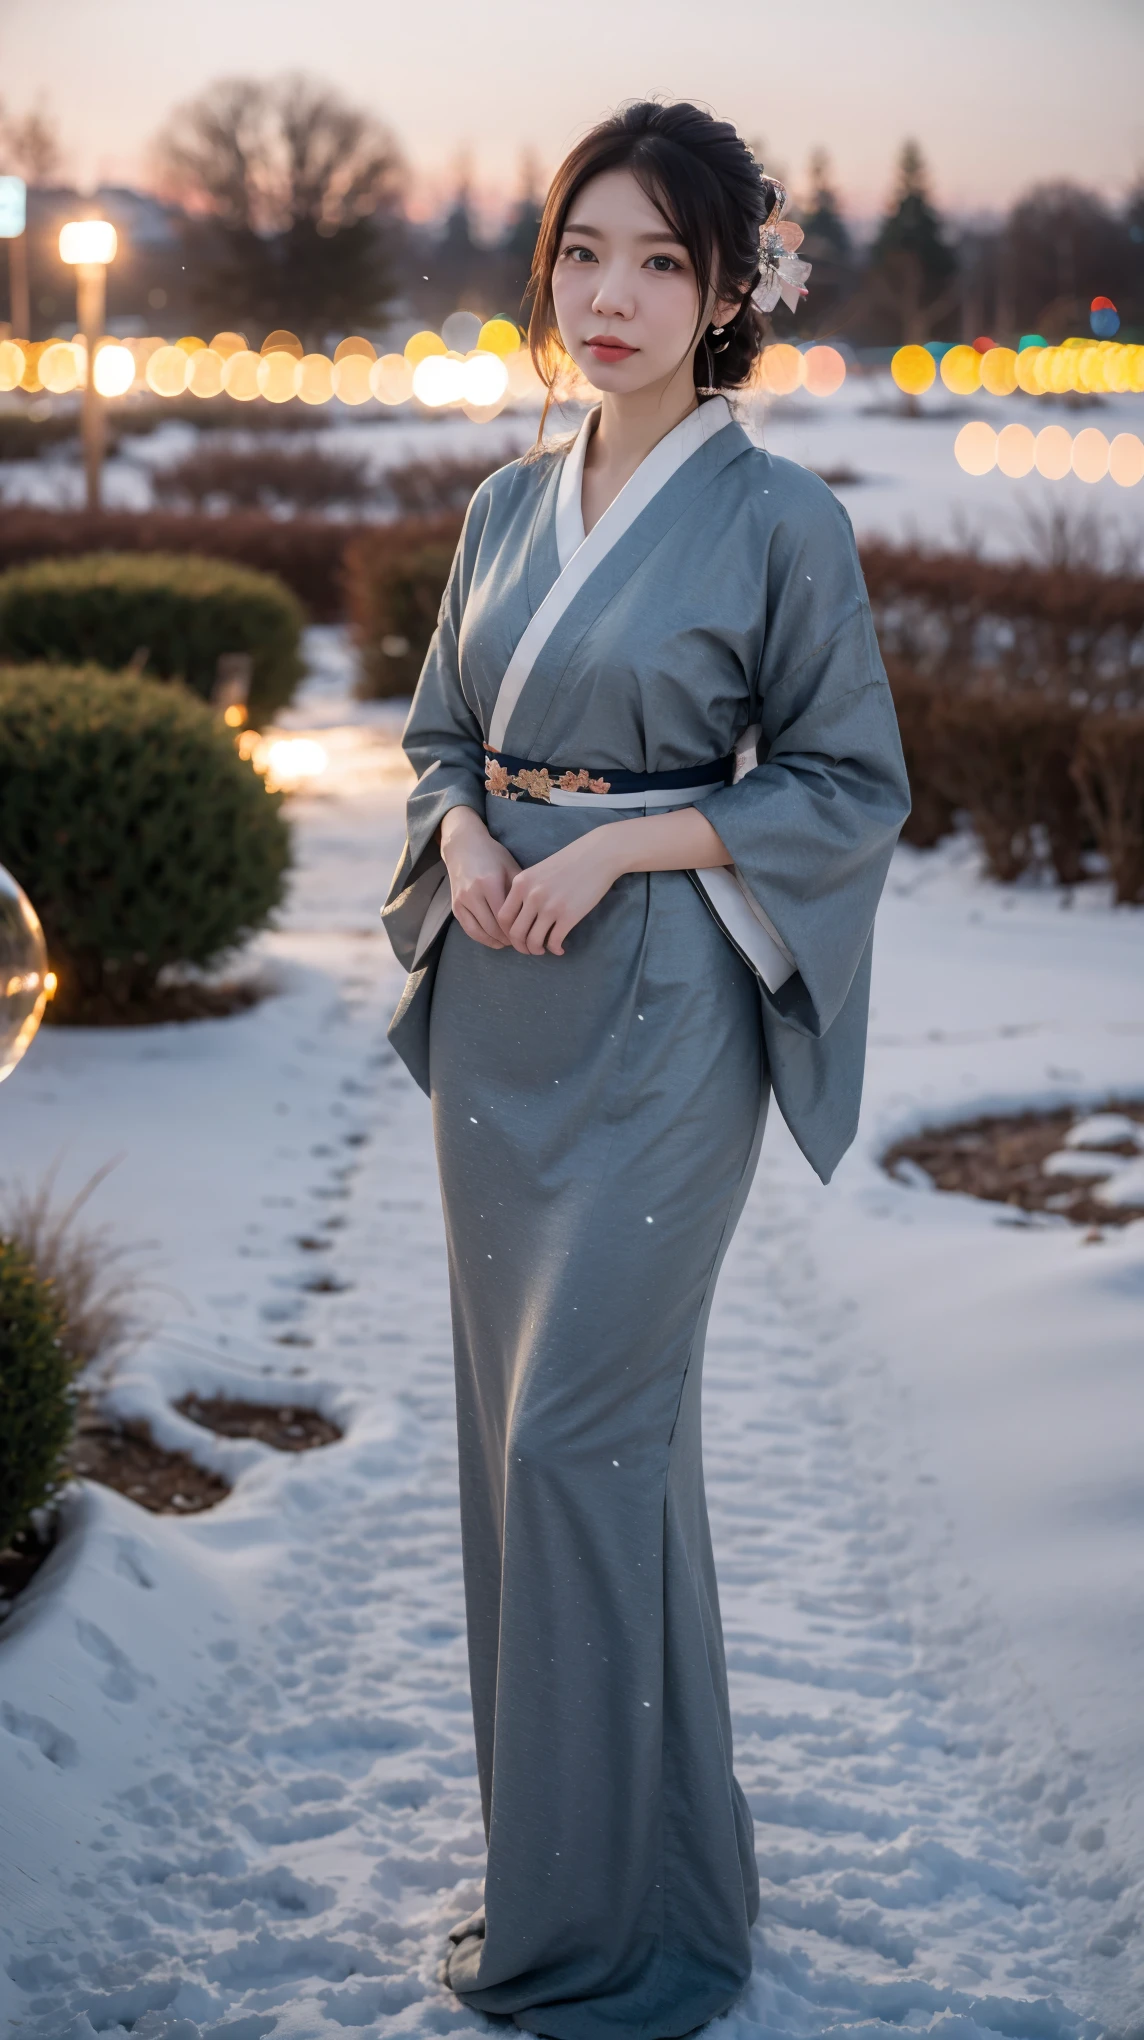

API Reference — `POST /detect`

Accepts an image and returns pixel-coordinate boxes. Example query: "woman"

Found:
[383,100,909,2040]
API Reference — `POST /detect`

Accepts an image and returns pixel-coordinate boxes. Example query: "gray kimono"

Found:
[383,399,909,2040]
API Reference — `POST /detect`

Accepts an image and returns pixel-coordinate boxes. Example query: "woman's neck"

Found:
[580,368,700,534]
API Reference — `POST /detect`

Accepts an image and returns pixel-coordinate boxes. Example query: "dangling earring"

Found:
[710,323,731,355]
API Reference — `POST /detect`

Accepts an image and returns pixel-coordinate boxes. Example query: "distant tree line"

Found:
[1,80,1140,349]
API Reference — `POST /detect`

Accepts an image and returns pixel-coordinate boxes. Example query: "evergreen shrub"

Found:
[345,514,464,698]
[0,554,304,721]
[0,665,291,1021]
[0,1237,72,1552]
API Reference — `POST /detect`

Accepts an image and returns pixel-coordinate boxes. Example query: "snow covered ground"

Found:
[1,629,1143,2040]
[2,372,1141,561]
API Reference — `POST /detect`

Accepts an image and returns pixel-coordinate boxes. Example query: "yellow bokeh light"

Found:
[252,735,328,791]
[1127,348,1144,395]
[1104,346,1132,396]
[940,345,981,396]
[979,347,1018,397]
[93,343,135,398]
[333,335,376,363]
[1029,346,1056,394]
[261,330,303,359]
[761,343,803,396]
[1047,349,1075,395]
[38,341,80,394]
[1034,425,1072,480]
[1077,345,1108,395]
[891,345,936,397]
[954,420,997,476]
[175,335,206,356]
[221,349,261,402]
[257,350,301,403]
[477,318,522,359]
[412,353,466,407]
[369,353,414,405]
[461,352,509,407]
[210,331,249,360]
[802,345,846,397]
[331,352,373,405]
[187,347,225,399]
[297,354,334,406]
[1071,427,1109,485]
[0,340,25,391]
[1014,347,1045,396]
[145,344,191,398]
[19,339,49,393]
[995,422,1036,478]
[1108,433,1144,489]
[58,219,117,266]
[404,329,447,367]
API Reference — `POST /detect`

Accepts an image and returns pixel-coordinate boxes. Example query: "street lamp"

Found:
[59,219,118,511]
[0,176,29,342]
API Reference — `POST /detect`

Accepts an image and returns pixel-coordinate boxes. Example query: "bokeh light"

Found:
[442,310,482,352]
[370,353,414,405]
[58,219,117,266]
[1034,425,1073,480]
[93,343,135,397]
[891,345,936,396]
[331,352,373,404]
[297,353,334,405]
[802,345,846,396]
[461,352,509,406]
[251,736,328,792]
[980,346,1018,397]
[146,344,191,398]
[1047,347,1075,395]
[506,349,542,400]
[210,331,249,359]
[477,318,522,358]
[257,350,301,403]
[221,349,261,402]
[0,861,50,1085]
[940,344,981,396]
[995,422,1036,478]
[333,335,376,363]
[404,330,447,367]
[413,353,466,406]
[38,341,80,394]
[1109,433,1144,488]
[1090,296,1120,340]
[175,335,205,356]
[761,343,802,395]
[954,421,997,476]
[1014,346,1045,395]
[1071,427,1110,485]
[186,347,225,399]
[261,330,303,359]
[0,340,25,391]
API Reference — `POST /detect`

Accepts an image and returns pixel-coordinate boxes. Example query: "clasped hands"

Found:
[439,803,732,957]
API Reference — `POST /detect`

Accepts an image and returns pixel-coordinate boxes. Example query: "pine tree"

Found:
[871,140,956,301]
[803,149,851,265]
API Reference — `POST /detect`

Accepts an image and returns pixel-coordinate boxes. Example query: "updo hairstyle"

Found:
[528,100,779,403]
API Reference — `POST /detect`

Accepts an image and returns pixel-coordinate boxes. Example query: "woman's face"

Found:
[551,167,734,398]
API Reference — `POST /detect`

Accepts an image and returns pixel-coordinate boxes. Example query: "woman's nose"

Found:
[591,264,635,320]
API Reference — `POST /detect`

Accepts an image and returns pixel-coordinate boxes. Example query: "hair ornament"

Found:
[751,181,812,316]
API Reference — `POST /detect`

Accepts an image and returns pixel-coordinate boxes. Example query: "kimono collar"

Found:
[554,396,734,572]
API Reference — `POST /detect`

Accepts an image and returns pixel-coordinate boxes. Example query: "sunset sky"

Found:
[1,0,1141,222]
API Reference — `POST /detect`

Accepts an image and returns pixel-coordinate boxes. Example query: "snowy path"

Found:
[2,639,1140,2038]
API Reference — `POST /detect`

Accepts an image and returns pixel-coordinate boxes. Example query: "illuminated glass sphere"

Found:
[0,864,51,1084]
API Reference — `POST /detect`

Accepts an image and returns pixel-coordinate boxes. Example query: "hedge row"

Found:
[0,554,304,722]
[888,665,1144,903]
[344,515,465,697]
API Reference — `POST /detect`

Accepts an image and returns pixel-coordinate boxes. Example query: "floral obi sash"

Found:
[483,746,735,811]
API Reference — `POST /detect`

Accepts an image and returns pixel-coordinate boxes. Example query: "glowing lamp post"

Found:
[59,219,118,510]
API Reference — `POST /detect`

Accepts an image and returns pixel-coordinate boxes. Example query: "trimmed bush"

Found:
[883,661,954,848]
[927,690,1088,884]
[0,1237,72,1552]
[344,514,464,698]
[0,553,304,721]
[0,665,291,1022]
[0,508,352,621]
[1073,711,1144,905]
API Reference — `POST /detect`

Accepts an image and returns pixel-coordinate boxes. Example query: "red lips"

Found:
[587,338,637,362]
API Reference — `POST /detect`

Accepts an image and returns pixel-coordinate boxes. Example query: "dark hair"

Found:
[528,101,778,410]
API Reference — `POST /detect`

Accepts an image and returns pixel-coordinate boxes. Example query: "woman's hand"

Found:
[496,831,623,956]
[440,806,521,949]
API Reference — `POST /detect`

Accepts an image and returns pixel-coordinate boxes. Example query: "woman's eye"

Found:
[562,245,597,264]
[646,254,682,273]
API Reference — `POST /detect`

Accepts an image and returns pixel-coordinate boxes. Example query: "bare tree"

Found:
[0,101,62,184]
[153,75,405,344]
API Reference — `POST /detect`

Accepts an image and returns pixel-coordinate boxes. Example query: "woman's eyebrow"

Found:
[561,220,686,246]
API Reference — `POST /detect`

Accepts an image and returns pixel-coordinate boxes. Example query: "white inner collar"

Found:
[554,396,732,572]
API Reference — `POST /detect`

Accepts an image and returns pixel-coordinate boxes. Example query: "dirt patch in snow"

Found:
[884,1102,1144,1229]
[176,1393,342,1451]
[68,1403,230,1514]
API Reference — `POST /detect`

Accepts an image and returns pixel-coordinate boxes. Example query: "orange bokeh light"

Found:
[995,422,1036,478]
[891,345,936,396]
[221,349,261,402]
[1108,433,1144,488]
[146,344,191,398]
[802,345,845,396]
[979,347,1018,397]
[187,347,225,399]
[954,420,997,476]
[940,345,981,396]
[257,350,301,403]
[331,352,373,404]
[1034,425,1072,479]
[297,354,334,405]
[1071,427,1110,485]
[370,353,414,405]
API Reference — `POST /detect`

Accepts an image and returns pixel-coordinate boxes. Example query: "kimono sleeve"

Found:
[700,490,910,1041]
[382,490,492,969]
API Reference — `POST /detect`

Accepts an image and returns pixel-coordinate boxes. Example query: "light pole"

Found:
[0,177,29,341]
[59,219,118,511]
